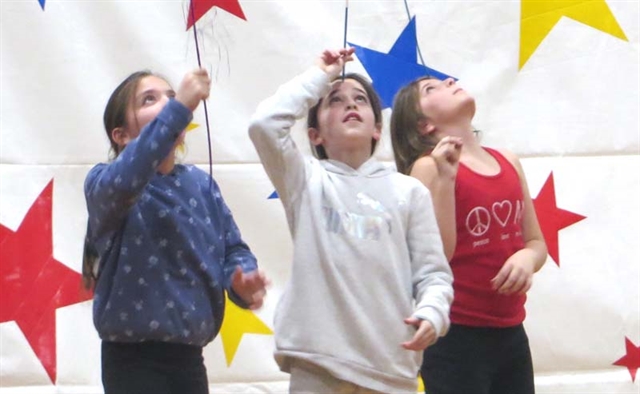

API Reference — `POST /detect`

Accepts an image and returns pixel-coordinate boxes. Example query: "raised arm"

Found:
[86,69,210,239]
[85,100,192,238]
[248,48,354,207]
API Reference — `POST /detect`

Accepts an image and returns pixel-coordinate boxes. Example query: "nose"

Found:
[444,77,455,87]
[345,97,358,110]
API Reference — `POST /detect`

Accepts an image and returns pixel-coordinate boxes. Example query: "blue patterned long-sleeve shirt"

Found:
[85,99,257,346]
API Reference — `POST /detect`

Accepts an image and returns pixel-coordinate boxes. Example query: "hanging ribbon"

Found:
[188,0,214,181]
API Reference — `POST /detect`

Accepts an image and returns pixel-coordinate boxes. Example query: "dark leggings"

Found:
[421,324,534,394]
[101,341,209,394]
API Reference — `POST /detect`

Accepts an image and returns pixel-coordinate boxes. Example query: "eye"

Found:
[142,94,157,105]
[328,95,343,104]
[355,94,368,103]
[424,86,435,94]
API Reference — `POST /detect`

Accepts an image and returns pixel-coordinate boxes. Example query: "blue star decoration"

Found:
[37,0,45,10]
[349,16,455,109]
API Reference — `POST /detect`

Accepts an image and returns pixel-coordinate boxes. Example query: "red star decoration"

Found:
[613,337,640,382]
[532,172,586,266]
[0,180,93,383]
[186,0,246,30]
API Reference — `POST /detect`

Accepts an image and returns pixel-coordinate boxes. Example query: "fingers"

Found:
[490,265,510,291]
[438,135,463,147]
[433,137,462,155]
[401,319,436,351]
[339,47,355,61]
[402,319,434,348]
[192,67,209,76]
[499,273,531,295]
[233,268,270,309]
[176,68,211,111]
[430,136,462,179]
[491,263,533,295]
[401,338,421,351]
[247,286,267,310]
[248,287,266,309]
[243,269,270,289]
[192,68,211,100]
[322,48,354,63]
[435,136,463,159]
[249,299,264,310]
[318,48,355,77]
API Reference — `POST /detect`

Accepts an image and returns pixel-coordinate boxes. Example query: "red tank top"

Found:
[450,147,526,327]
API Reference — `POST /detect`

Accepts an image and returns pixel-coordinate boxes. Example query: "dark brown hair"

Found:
[307,73,383,159]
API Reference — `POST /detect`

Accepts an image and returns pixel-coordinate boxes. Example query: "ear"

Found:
[308,127,324,147]
[111,127,131,149]
[373,123,382,141]
[418,119,436,136]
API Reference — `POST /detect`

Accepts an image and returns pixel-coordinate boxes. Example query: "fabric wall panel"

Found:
[2,0,639,392]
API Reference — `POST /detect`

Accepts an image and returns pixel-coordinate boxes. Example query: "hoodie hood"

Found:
[320,157,393,178]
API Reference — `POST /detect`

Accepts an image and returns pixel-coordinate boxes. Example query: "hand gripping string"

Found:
[189,0,214,185]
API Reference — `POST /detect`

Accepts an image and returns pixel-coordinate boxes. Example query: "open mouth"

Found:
[343,112,362,122]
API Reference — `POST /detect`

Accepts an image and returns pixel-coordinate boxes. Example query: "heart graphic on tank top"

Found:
[492,200,512,227]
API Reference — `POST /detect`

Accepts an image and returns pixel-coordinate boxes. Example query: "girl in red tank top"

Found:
[390,76,548,394]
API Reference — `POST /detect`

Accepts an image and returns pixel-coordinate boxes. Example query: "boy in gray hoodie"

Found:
[249,48,453,393]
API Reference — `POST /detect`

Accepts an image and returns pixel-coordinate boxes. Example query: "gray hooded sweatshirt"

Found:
[249,66,453,393]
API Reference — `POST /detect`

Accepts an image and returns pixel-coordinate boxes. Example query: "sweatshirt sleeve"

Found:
[248,66,330,207]
[408,184,454,338]
[85,99,192,240]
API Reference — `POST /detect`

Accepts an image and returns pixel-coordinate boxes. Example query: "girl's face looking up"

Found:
[418,77,475,135]
[310,78,381,157]
[113,75,185,150]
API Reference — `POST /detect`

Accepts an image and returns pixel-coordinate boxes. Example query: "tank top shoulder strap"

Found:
[483,147,519,179]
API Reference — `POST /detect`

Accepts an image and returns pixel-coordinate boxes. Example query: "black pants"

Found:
[421,324,534,394]
[102,341,209,394]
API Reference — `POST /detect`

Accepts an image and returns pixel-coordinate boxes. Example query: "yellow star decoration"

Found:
[519,0,628,69]
[186,122,200,132]
[417,375,425,393]
[176,122,199,154]
[219,293,273,366]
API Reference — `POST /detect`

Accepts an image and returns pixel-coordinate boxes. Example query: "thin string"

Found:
[189,0,214,183]
[342,0,349,80]
[402,0,426,66]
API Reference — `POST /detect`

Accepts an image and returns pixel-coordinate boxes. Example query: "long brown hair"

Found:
[389,76,440,175]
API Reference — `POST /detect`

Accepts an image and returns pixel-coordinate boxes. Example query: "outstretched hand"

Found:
[401,316,437,351]
[176,68,211,112]
[230,266,270,310]
[316,48,355,80]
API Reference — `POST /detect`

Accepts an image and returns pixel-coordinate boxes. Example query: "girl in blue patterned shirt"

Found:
[82,69,268,394]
